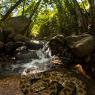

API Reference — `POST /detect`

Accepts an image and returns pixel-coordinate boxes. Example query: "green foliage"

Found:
[32,9,56,37]
[78,0,89,10]
[39,14,59,38]
[0,0,91,39]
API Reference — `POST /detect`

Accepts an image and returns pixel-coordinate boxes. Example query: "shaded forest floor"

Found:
[0,76,23,95]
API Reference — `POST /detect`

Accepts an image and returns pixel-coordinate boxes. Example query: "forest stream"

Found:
[0,38,95,95]
[1,0,95,94]
[0,41,53,95]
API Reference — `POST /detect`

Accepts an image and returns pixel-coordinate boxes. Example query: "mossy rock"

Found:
[2,16,30,35]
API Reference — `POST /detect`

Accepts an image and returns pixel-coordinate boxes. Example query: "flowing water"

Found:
[12,49,51,74]
[0,41,52,77]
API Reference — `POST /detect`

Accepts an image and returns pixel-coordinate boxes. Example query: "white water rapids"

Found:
[11,42,52,75]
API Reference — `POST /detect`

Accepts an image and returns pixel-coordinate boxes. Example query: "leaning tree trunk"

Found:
[0,0,24,21]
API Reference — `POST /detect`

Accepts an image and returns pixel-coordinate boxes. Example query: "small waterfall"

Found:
[12,42,52,75]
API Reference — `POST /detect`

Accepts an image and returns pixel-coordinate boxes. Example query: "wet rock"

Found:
[48,35,65,56]
[15,50,38,61]
[15,46,27,53]
[15,41,24,48]
[66,34,95,57]
[25,40,43,50]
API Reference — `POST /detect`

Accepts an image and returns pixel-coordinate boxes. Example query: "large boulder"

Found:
[48,35,65,56]
[65,34,95,57]
[15,49,39,63]
[49,35,65,46]
[2,16,30,35]
[25,40,43,50]
[0,16,31,43]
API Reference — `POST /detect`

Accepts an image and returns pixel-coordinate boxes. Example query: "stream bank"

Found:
[0,31,95,95]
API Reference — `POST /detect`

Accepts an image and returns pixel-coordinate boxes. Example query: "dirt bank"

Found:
[0,76,23,95]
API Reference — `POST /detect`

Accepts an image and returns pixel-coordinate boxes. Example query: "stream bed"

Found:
[0,40,95,95]
[0,41,53,95]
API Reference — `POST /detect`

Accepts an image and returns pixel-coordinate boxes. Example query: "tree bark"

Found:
[88,0,95,34]
[1,0,24,21]
[73,0,88,33]
[55,0,66,33]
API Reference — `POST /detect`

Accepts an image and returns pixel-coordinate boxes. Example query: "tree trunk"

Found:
[88,0,95,34]
[55,0,66,33]
[73,0,88,33]
[1,0,24,21]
